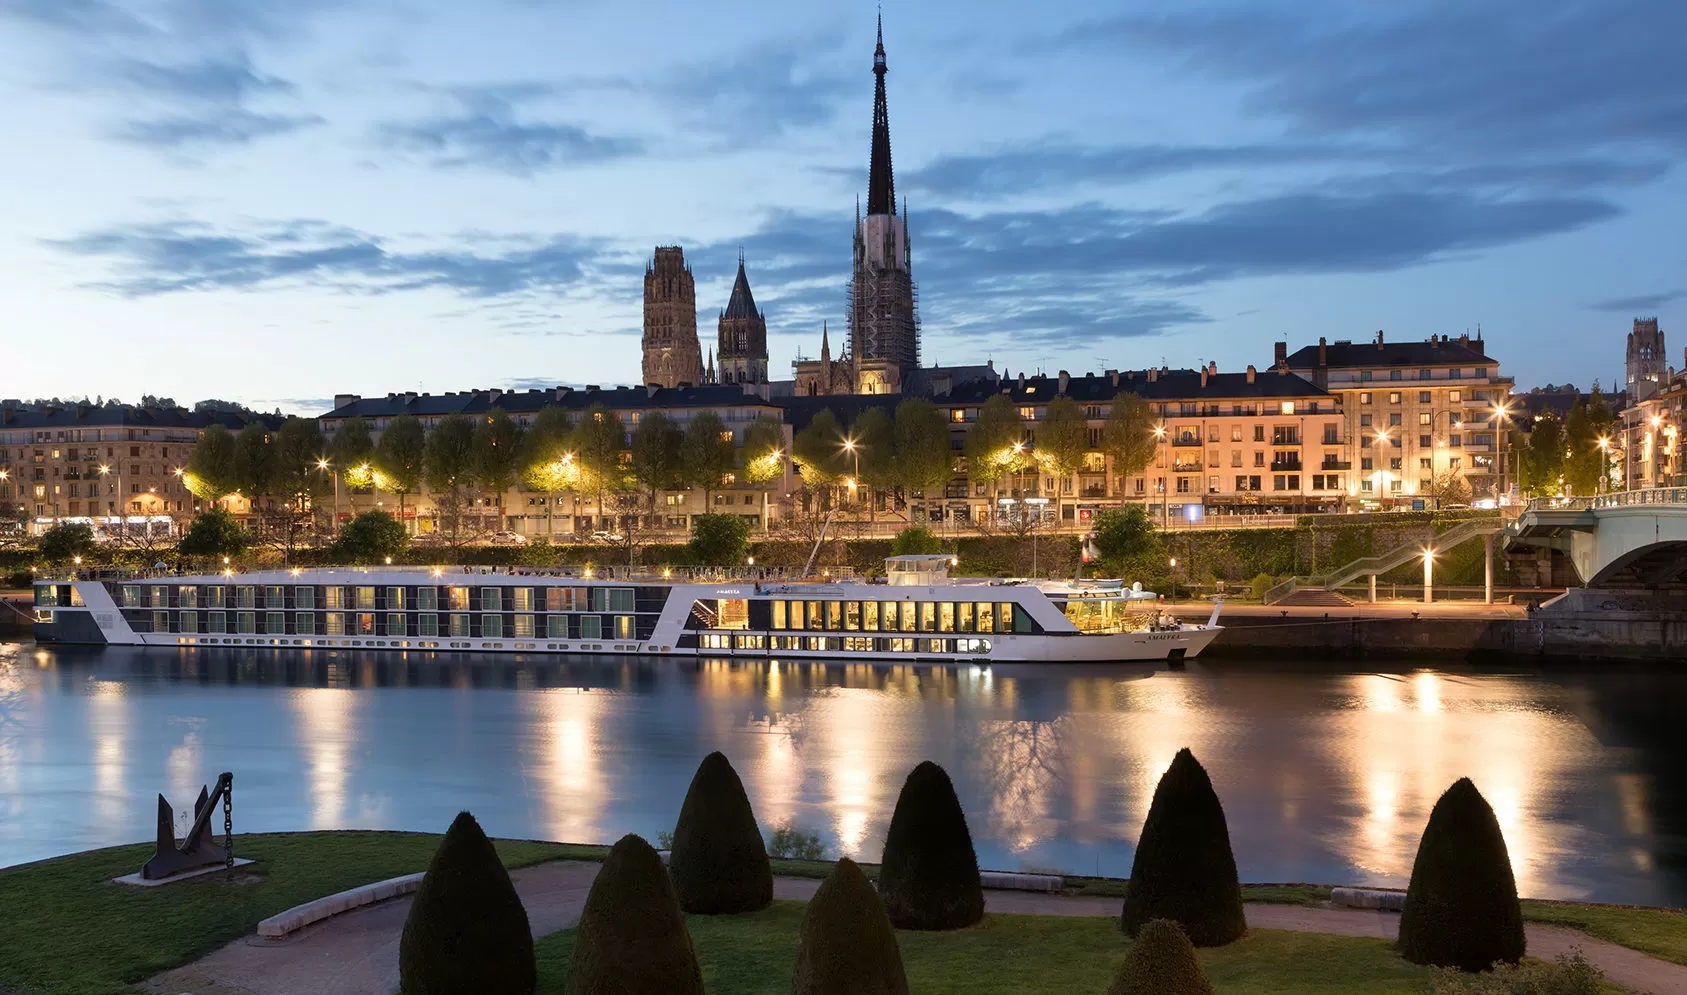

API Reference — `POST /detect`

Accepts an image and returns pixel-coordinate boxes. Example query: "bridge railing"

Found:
[1525,487,1687,514]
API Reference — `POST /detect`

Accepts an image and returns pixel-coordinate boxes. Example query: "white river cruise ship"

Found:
[32,555,1222,664]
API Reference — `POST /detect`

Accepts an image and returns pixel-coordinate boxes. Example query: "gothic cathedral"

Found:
[642,246,704,389]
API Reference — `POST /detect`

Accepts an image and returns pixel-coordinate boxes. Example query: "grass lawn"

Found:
[0,832,600,995]
[535,901,1435,994]
[1522,900,1687,967]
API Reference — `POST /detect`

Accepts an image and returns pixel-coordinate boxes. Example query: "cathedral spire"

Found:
[867,13,895,217]
[723,254,758,319]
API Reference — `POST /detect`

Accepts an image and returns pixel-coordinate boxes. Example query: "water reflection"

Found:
[0,643,1681,907]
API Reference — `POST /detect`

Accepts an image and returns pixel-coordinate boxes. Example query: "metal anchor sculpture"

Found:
[141,771,234,880]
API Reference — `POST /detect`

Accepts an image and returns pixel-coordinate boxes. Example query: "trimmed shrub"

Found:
[1428,951,1602,994]
[1399,777,1526,971]
[398,811,535,995]
[668,751,774,914]
[791,858,910,995]
[877,760,984,930]
[1119,748,1246,947]
[1107,918,1215,995]
[565,834,703,995]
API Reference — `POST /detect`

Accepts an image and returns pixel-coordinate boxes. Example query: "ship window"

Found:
[35,585,59,607]
[957,602,974,632]
[1000,603,1024,632]
[324,586,345,609]
[863,601,880,631]
[844,636,872,652]
[450,614,469,636]
[772,635,801,650]
[388,587,406,610]
[845,601,861,630]
[237,612,256,634]
[609,589,634,612]
[208,611,226,634]
[418,615,438,637]
[204,586,225,608]
[357,613,375,635]
[296,613,315,635]
[926,638,950,653]
[415,587,436,611]
[580,616,602,639]
[178,587,198,608]
[482,614,502,638]
[807,600,823,630]
[153,611,169,633]
[805,636,834,652]
[178,611,197,633]
[771,600,787,629]
[899,602,916,632]
[939,603,955,633]
[735,633,766,650]
[958,638,991,654]
[294,586,314,609]
[265,586,286,608]
[325,613,345,635]
[545,587,576,611]
[481,588,501,612]
[387,613,406,636]
[826,601,842,630]
[889,637,917,652]
[702,634,731,649]
[511,588,532,611]
[919,602,936,632]
[977,603,995,633]
[235,587,254,609]
[514,614,535,637]
[151,586,169,607]
[266,612,285,634]
[615,616,634,639]
[448,587,469,610]
[716,599,750,629]
[120,585,141,607]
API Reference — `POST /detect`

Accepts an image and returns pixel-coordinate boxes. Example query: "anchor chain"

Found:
[223,774,234,872]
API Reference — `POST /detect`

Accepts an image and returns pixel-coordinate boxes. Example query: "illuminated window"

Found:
[387,613,407,636]
[1280,401,1294,415]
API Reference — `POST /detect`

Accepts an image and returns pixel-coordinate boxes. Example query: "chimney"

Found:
[1318,337,1327,366]
[1274,342,1287,366]
[1246,365,1256,384]
[1278,362,1288,376]
[1200,367,1209,388]
[646,384,659,398]
[1208,360,1217,376]
[1431,336,1441,349]
[1376,329,1385,349]
[1058,370,1070,394]
[1458,333,1470,348]
[333,393,360,410]
[1148,368,1158,383]
[1017,372,1025,390]
[1108,369,1119,387]
[553,386,572,401]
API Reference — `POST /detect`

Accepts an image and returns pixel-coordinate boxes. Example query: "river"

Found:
[0,641,1680,907]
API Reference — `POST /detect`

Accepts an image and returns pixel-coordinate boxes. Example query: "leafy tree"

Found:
[790,857,909,995]
[1563,390,1615,496]
[333,510,409,563]
[849,405,896,498]
[1103,391,1158,488]
[668,751,773,914]
[473,409,524,531]
[890,525,942,556]
[893,398,952,510]
[425,414,478,542]
[1038,395,1090,518]
[794,409,847,488]
[1107,919,1215,995]
[518,407,575,537]
[329,415,375,487]
[630,411,683,502]
[183,424,240,503]
[571,404,628,522]
[1398,777,1525,971]
[689,513,752,566]
[680,411,735,504]
[270,417,327,510]
[1119,748,1246,947]
[233,423,277,506]
[963,394,1026,490]
[877,761,984,930]
[37,522,96,562]
[1519,414,1564,497]
[1092,506,1157,562]
[177,509,249,559]
[399,811,535,995]
[375,413,426,531]
[740,415,786,485]
[565,834,703,995]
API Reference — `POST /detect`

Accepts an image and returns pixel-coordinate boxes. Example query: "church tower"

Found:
[717,253,769,384]
[1627,317,1666,401]
[847,15,920,395]
[642,246,704,388]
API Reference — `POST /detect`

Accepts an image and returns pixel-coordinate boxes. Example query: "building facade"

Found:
[1618,345,1684,490]
[641,246,704,389]
[716,256,769,385]
[1626,317,1667,401]
[1284,332,1515,506]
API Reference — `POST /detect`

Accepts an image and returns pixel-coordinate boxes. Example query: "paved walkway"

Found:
[145,863,1686,995]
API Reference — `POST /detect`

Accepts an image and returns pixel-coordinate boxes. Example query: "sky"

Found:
[2,0,1684,414]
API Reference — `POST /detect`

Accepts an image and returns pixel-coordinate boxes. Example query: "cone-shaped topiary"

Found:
[877,760,984,930]
[1107,918,1216,995]
[1398,777,1526,971]
[1119,748,1246,947]
[668,750,774,914]
[398,811,536,995]
[791,858,910,995]
[565,833,704,995]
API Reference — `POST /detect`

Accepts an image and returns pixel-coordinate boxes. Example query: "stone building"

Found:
[716,255,769,385]
[641,246,704,389]
[1627,317,1667,402]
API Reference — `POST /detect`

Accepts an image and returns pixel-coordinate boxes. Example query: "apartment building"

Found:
[1283,332,1515,506]
[1619,363,1686,490]
[0,404,278,535]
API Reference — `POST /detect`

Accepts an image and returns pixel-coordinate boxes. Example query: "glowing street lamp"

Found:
[1422,546,1436,605]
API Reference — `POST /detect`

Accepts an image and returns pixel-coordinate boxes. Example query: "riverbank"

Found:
[3,832,1681,995]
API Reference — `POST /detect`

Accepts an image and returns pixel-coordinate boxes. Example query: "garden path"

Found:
[144,863,1686,995]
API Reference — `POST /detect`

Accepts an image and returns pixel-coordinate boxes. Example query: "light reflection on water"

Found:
[0,643,1681,907]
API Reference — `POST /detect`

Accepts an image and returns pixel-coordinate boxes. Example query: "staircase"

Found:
[1263,517,1507,605]
[1273,588,1354,607]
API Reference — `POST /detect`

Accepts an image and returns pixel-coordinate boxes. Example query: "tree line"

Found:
[1512,389,1617,497]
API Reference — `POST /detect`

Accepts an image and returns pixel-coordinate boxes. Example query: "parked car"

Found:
[589,530,624,544]
[489,530,529,546]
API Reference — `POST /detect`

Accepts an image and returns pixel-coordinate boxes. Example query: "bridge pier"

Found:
[1423,551,1433,605]
[1368,575,1376,604]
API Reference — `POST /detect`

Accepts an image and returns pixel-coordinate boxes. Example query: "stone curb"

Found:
[1331,886,1408,911]
[256,872,425,939]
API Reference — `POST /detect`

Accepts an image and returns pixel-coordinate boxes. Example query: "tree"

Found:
[668,751,773,914]
[680,411,735,505]
[1562,390,1616,496]
[1107,919,1215,995]
[37,522,96,562]
[740,415,786,485]
[271,417,327,510]
[963,394,1026,492]
[630,411,683,510]
[877,760,984,930]
[425,414,478,543]
[1102,392,1158,494]
[183,424,240,504]
[518,407,575,539]
[1038,396,1090,521]
[333,510,409,563]
[790,857,909,995]
[1119,748,1246,947]
[399,811,535,995]
[1397,777,1525,971]
[793,409,847,489]
[893,398,951,516]
[232,423,277,514]
[689,513,752,566]
[1092,507,1157,562]
[849,406,895,517]
[890,525,942,556]
[375,413,426,533]
[565,834,703,995]
[329,415,375,493]
[177,509,248,559]
[473,409,524,532]
[572,404,627,529]
[1519,414,1564,497]
[1426,467,1472,508]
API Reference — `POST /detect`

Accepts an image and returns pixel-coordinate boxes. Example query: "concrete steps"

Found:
[1274,588,1354,607]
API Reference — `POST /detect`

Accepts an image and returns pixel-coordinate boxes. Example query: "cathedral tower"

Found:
[642,246,704,388]
[1627,317,1666,400]
[847,15,920,395]
[717,253,769,384]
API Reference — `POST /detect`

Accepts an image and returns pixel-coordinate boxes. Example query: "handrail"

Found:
[1263,517,1506,604]
[1525,487,1687,513]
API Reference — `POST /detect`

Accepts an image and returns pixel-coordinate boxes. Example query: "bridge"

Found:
[1511,487,1687,588]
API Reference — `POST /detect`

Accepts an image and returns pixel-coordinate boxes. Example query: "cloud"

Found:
[654,44,854,138]
[0,0,144,34]
[49,219,611,297]
[114,54,296,103]
[377,90,643,174]
[98,52,322,149]
[0,0,340,43]
[115,109,323,148]
[1588,290,1687,312]
[905,142,1355,199]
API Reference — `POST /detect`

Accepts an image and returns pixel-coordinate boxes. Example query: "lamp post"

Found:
[1422,547,1435,605]
[1152,425,1168,527]
[1492,401,1513,504]
[841,437,863,518]
[1596,437,1610,495]
[97,464,113,540]
[1168,555,1178,602]
[317,458,339,532]
[1374,429,1392,508]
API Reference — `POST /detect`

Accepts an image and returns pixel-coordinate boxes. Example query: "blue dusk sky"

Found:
[2,0,1682,413]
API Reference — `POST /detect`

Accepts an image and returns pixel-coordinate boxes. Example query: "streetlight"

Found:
[1168,556,1178,601]
[1596,437,1611,494]
[1152,426,1168,526]
[1422,547,1436,605]
[1492,401,1514,503]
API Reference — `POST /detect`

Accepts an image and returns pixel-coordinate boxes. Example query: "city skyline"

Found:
[2,0,1683,413]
